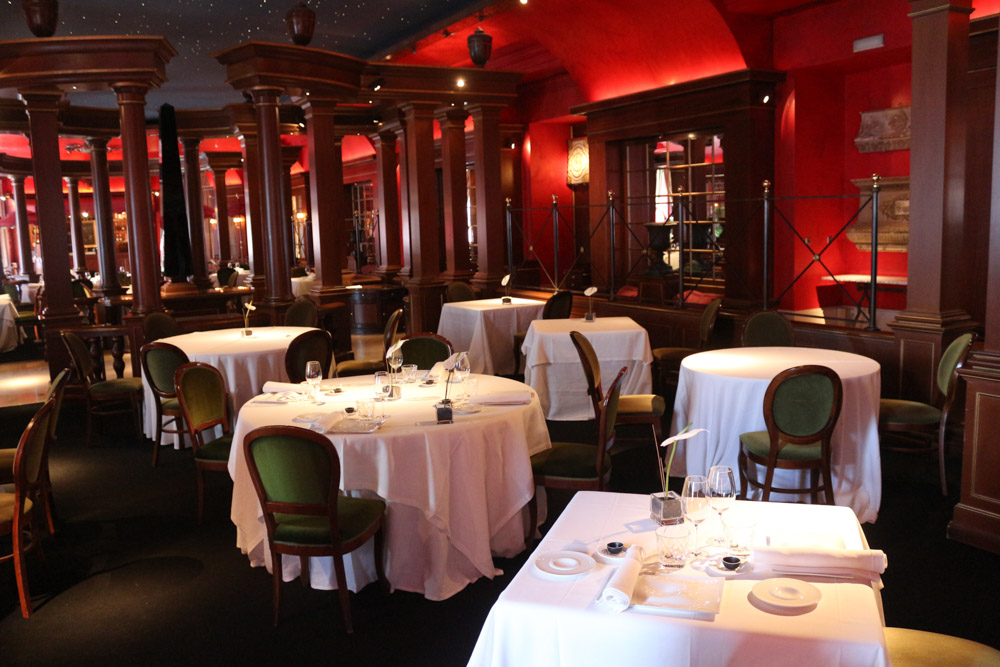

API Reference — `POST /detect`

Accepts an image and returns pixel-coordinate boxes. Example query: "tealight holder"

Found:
[501,296,512,304]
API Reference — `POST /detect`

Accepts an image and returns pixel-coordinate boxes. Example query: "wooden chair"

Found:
[651,297,721,391]
[879,333,975,496]
[741,310,794,347]
[335,308,403,378]
[142,312,181,342]
[284,329,334,383]
[283,297,318,327]
[884,627,1000,667]
[216,266,236,288]
[243,425,388,631]
[569,330,664,449]
[140,342,190,467]
[513,290,574,374]
[399,332,453,369]
[737,365,843,505]
[174,362,233,524]
[445,281,477,302]
[527,367,627,535]
[61,330,143,447]
[1,399,56,618]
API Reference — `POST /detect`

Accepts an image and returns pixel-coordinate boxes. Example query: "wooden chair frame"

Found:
[139,341,190,467]
[398,332,454,369]
[284,329,334,383]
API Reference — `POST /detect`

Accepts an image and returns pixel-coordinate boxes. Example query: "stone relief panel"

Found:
[854,107,911,153]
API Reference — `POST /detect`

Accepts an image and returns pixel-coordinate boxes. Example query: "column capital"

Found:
[434,106,470,127]
[111,82,151,102]
[9,174,24,186]
[63,175,79,185]
[398,101,439,119]
[85,136,109,150]
[249,86,284,104]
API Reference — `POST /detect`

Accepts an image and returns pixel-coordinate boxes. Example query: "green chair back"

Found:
[247,430,336,508]
[543,290,574,319]
[15,399,55,490]
[284,298,319,327]
[446,282,477,302]
[61,330,96,382]
[936,333,974,397]
[175,362,229,439]
[226,271,240,287]
[400,333,453,370]
[742,310,794,347]
[141,342,190,396]
[217,267,236,287]
[2,282,20,304]
[71,280,93,299]
[569,331,603,420]
[143,312,181,342]
[285,330,333,383]
[698,298,723,348]
[764,365,843,445]
[43,368,71,441]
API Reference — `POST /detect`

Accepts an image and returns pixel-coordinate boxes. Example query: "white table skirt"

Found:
[670,347,882,523]
[0,295,24,353]
[228,373,551,601]
[522,317,653,420]
[290,275,315,297]
[437,298,545,376]
[468,492,887,667]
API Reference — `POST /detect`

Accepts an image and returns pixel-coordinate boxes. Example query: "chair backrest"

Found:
[291,267,308,278]
[285,329,334,383]
[141,342,190,398]
[446,281,477,303]
[383,308,404,354]
[175,362,230,450]
[741,310,794,347]
[217,267,236,287]
[697,298,723,349]
[762,365,843,457]
[569,331,603,420]
[243,425,343,546]
[143,312,181,342]
[284,297,319,327]
[399,333,453,369]
[593,367,627,484]
[936,333,975,398]
[543,290,574,319]
[61,330,97,385]
[71,279,93,299]
[43,368,72,441]
[13,399,56,500]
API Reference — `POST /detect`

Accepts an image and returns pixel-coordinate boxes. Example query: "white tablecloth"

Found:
[209,267,252,288]
[228,373,550,601]
[671,346,882,523]
[290,275,316,297]
[142,326,315,443]
[437,298,545,376]
[468,492,887,667]
[18,281,43,305]
[0,294,24,353]
[521,317,653,420]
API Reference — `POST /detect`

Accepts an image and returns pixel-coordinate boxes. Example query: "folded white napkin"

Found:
[469,390,532,405]
[597,546,643,613]
[422,362,445,380]
[262,381,307,394]
[752,545,887,580]
[309,413,341,434]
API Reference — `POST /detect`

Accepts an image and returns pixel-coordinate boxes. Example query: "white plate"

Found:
[751,577,822,609]
[632,574,724,615]
[292,412,326,423]
[452,402,483,415]
[534,551,596,577]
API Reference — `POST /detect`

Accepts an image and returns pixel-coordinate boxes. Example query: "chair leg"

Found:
[737,450,749,500]
[41,465,57,534]
[271,549,282,627]
[513,342,522,376]
[152,403,163,467]
[822,464,836,506]
[374,522,389,594]
[196,468,205,525]
[333,554,353,633]
[810,469,819,505]
[13,524,32,618]
[938,420,948,496]
[761,462,776,503]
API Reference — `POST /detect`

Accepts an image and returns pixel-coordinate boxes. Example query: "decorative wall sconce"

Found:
[567,137,590,186]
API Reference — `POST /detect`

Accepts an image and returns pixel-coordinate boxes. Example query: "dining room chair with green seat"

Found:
[651,297,721,392]
[61,330,144,447]
[243,425,388,631]
[399,332,454,370]
[879,332,975,496]
[527,366,627,537]
[883,627,1000,667]
[513,290,574,375]
[737,364,843,505]
[1,398,56,618]
[445,281,477,303]
[741,309,794,347]
[285,329,334,383]
[283,297,318,327]
[142,311,181,343]
[140,342,190,467]
[216,266,236,288]
[335,308,403,378]
[569,330,665,450]
[174,362,233,524]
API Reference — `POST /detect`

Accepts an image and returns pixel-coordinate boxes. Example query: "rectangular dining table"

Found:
[520,317,653,420]
[436,297,546,376]
[468,491,887,666]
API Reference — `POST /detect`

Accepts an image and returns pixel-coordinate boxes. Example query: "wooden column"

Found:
[370,126,402,282]
[469,104,506,295]
[891,0,978,402]
[281,144,300,269]
[211,167,231,262]
[113,83,163,316]
[236,111,267,293]
[302,97,347,301]
[399,102,444,332]
[10,176,38,282]
[436,107,473,283]
[65,176,87,273]
[87,138,123,296]
[181,137,212,289]
[394,119,412,282]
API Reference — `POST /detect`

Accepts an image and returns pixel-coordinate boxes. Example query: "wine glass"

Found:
[681,475,710,557]
[454,354,471,399]
[389,348,404,379]
[304,360,322,402]
[707,466,736,546]
[373,371,391,417]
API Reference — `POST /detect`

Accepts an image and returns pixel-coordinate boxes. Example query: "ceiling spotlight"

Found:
[762,94,770,104]
[519,0,528,4]
[370,78,385,92]
[456,77,466,88]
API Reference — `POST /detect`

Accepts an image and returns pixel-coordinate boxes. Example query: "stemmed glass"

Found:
[681,475,710,557]
[707,466,736,546]
[454,354,471,400]
[373,371,391,418]
[304,360,322,403]
[389,349,404,386]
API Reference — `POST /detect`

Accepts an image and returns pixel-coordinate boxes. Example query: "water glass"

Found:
[356,398,375,420]
[707,465,736,545]
[402,364,418,383]
[681,475,710,556]
[656,523,691,569]
[722,512,756,557]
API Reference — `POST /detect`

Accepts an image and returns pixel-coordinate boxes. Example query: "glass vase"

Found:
[650,490,683,526]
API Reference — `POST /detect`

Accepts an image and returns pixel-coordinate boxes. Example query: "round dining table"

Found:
[227,373,550,601]
[670,346,882,523]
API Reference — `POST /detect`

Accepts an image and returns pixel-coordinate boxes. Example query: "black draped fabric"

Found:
[159,104,192,279]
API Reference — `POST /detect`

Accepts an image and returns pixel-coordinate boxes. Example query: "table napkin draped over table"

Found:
[751,546,887,581]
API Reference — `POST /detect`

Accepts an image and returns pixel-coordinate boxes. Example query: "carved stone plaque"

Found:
[848,176,909,252]
[855,107,911,153]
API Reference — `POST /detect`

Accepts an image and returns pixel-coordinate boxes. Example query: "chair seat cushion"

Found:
[739,430,822,461]
[335,359,384,377]
[884,627,1000,667]
[0,493,32,526]
[618,394,666,416]
[0,448,13,484]
[652,347,697,368]
[160,397,181,411]
[90,377,143,396]
[274,496,386,545]
[195,434,233,462]
[879,399,941,425]
[531,442,609,480]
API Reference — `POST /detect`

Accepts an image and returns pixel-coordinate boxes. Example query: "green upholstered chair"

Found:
[335,308,403,378]
[243,425,388,631]
[1,398,55,618]
[399,332,453,370]
[174,362,233,524]
[527,367,627,536]
[140,342,190,467]
[70,279,93,299]
[880,333,975,496]
[61,330,143,447]
[513,290,574,374]
[216,266,236,288]
[741,309,794,347]
[737,365,843,505]
[445,281,477,302]
[142,311,181,342]
[284,297,318,327]
[290,266,308,278]
[651,297,721,391]
[285,329,333,383]
[569,330,665,449]
[884,627,1000,667]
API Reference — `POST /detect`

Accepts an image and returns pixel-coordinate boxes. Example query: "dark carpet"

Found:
[1,403,998,666]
